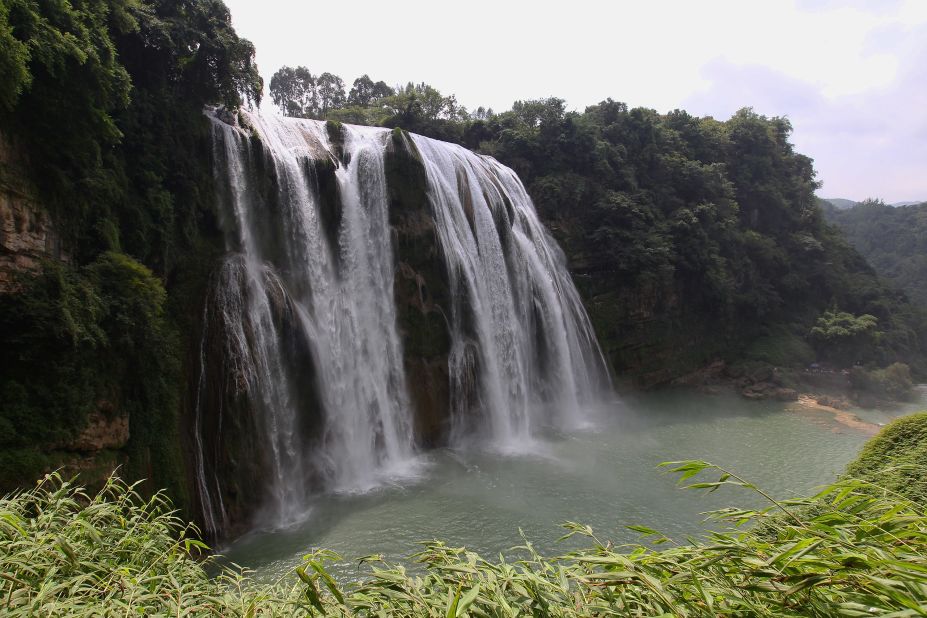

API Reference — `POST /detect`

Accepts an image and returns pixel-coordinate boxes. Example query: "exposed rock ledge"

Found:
[671,359,798,402]
[0,133,67,291]
[60,408,130,453]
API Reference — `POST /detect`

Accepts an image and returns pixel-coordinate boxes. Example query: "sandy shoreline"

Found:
[790,395,881,435]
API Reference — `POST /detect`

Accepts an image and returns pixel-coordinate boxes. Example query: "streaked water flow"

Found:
[195,112,608,534]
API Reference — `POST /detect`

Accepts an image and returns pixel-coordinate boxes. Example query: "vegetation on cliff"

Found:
[4,428,927,617]
[822,199,927,306]
[0,0,260,501]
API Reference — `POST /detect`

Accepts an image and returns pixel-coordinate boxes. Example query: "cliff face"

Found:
[548,221,733,388]
[0,134,129,491]
[0,134,67,291]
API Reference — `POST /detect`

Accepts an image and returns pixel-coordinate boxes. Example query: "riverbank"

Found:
[789,395,881,435]
[667,358,923,413]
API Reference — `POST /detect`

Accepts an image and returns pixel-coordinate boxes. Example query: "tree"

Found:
[126,0,262,109]
[471,106,494,121]
[824,200,927,306]
[269,65,317,118]
[810,310,880,363]
[348,74,394,106]
[316,72,345,115]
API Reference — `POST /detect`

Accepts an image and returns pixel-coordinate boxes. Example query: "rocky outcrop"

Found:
[385,129,453,445]
[741,382,799,402]
[671,359,798,401]
[0,133,66,291]
[60,408,130,452]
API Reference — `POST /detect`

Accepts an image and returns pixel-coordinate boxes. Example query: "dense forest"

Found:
[268,66,927,384]
[823,199,927,305]
[0,0,925,517]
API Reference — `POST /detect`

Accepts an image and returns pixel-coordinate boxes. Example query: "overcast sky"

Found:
[223,0,927,202]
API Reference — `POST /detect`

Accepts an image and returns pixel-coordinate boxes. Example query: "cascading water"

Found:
[411,136,608,446]
[195,110,608,537]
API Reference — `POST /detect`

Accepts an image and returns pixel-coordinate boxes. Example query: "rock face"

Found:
[385,129,453,446]
[62,409,130,452]
[0,133,66,291]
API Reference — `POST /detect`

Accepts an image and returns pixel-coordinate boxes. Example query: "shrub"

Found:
[850,362,914,401]
[846,411,927,504]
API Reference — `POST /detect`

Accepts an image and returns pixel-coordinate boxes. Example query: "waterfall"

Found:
[195,110,608,536]
[411,136,607,446]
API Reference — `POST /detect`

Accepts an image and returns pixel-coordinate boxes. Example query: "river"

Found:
[217,387,926,581]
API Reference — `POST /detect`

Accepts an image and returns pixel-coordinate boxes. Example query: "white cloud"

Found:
[223,0,927,201]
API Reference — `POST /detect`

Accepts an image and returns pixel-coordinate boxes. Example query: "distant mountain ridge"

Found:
[825,198,924,209]
[824,198,859,210]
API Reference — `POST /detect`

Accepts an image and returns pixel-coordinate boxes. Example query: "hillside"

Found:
[266,70,927,383]
[822,199,927,305]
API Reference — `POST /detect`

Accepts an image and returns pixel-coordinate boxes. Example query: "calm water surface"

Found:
[219,388,926,580]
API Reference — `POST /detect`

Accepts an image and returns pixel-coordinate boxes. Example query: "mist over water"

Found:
[195,111,609,535]
[218,389,920,581]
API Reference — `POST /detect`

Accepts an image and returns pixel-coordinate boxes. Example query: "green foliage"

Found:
[824,199,927,305]
[810,310,879,341]
[269,64,317,117]
[0,1,31,112]
[126,0,262,109]
[0,0,260,259]
[0,262,107,449]
[265,68,926,377]
[0,254,179,495]
[746,325,816,367]
[846,411,927,504]
[472,100,924,374]
[269,66,357,118]
[0,0,134,248]
[849,362,914,402]
[0,474,290,615]
[809,309,880,364]
[5,461,927,616]
[269,67,472,142]
[347,73,393,107]
[0,0,256,505]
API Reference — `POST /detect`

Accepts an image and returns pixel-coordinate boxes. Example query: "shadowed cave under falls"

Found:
[194,110,610,538]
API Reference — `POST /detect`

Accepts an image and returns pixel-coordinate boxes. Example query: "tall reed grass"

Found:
[2,461,925,616]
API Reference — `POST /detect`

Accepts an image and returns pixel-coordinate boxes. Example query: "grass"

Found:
[2,454,926,615]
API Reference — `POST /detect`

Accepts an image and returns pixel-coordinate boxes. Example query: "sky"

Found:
[222,0,927,202]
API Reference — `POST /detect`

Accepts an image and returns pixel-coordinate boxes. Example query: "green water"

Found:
[219,388,925,580]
